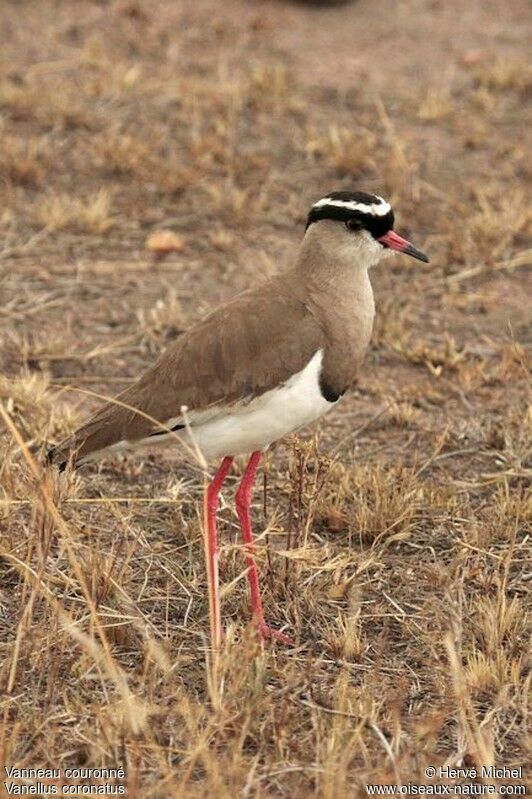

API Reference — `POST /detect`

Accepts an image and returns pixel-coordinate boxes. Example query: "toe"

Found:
[258,622,294,647]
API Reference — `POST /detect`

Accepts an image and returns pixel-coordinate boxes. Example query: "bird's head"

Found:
[305,190,429,268]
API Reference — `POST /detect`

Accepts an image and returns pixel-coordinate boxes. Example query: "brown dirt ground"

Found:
[0,1,530,797]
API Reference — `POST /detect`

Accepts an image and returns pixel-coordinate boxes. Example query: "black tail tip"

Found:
[46,447,67,472]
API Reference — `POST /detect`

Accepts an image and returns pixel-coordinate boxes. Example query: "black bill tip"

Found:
[403,243,430,263]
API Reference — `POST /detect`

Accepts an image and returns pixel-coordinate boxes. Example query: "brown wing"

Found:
[49,276,324,465]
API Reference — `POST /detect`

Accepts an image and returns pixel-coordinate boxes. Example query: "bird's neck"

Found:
[291,229,375,306]
[287,229,376,358]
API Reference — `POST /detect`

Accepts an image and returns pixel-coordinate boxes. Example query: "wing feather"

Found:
[49,277,323,466]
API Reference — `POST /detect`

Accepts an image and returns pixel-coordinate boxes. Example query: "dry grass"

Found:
[474,56,532,93]
[444,187,531,268]
[306,125,378,176]
[0,134,50,188]
[35,190,117,234]
[417,89,454,121]
[0,1,530,796]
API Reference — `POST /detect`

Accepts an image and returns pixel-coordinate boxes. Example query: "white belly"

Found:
[98,349,337,464]
[177,349,335,460]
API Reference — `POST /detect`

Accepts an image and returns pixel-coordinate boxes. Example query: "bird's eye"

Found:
[345,219,362,232]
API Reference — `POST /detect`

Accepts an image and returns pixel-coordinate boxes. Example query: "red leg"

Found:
[235,451,293,646]
[204,456,233,649]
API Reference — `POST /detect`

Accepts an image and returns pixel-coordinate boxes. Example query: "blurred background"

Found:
[0,1,530,795]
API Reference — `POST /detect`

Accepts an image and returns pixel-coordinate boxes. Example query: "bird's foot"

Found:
[258,621,294,647]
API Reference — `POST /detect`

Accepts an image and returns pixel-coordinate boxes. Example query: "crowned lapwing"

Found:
[49,190,429,646]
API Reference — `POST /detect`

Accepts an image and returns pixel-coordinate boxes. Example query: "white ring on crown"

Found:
[312,196,391,217]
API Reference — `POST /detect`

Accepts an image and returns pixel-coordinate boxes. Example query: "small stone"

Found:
[146,230,186,255]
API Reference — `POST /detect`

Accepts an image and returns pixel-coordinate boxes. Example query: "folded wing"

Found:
[49,278,323,467]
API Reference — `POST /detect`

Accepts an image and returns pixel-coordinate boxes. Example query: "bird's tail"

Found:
[46,399,134,470]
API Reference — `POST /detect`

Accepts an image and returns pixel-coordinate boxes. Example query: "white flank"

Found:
[141,349,336,461]
[313,195,391,217]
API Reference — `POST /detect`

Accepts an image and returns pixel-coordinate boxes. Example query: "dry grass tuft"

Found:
[136,290,186,345]
[0,78,95,130]
[35,190,116,234]
[444,187,530,267]
[0,134,50,187]
[245,63,295,110]
[0,372,78,441]
[475,55,532,93]
[306,125,377,176]
[417,88,454,121]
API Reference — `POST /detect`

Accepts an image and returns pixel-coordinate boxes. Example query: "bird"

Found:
[48,190,429,647]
